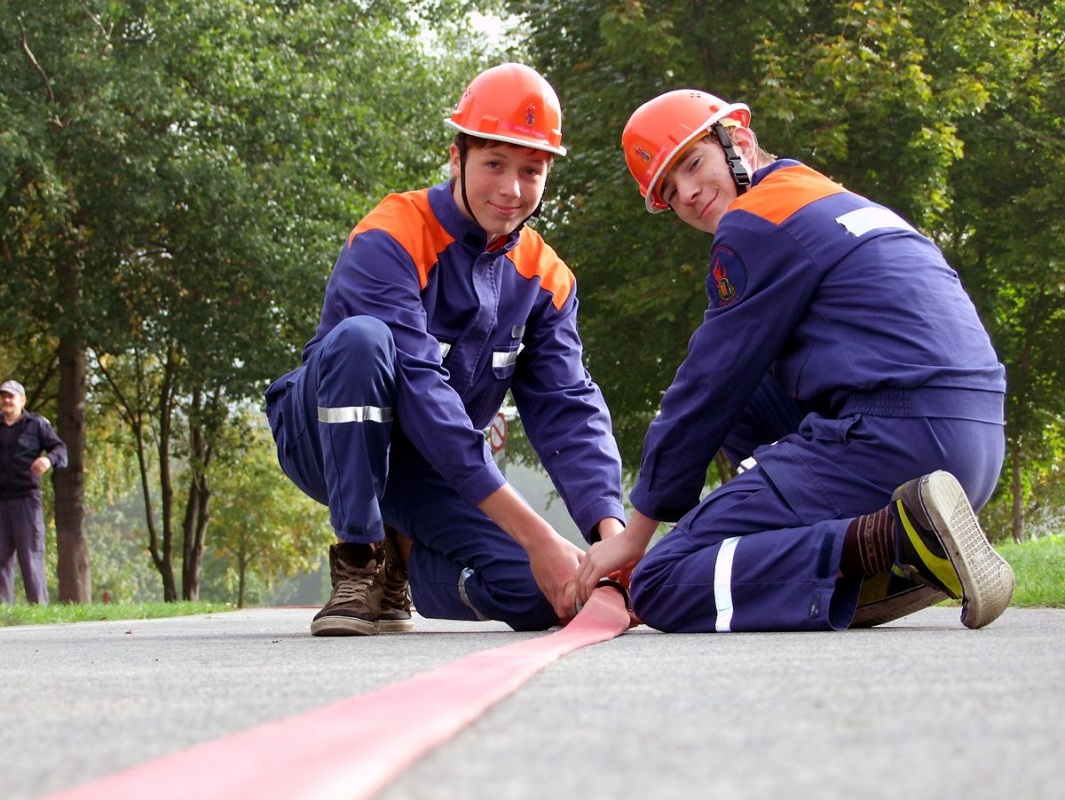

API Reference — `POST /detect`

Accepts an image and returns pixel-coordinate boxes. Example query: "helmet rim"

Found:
[623,90,750,213]
[445,63,567,157]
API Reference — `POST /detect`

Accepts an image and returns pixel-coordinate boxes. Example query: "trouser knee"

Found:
[313,316,396,394]
[629,552,680,632]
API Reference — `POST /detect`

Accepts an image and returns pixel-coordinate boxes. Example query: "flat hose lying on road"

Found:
[43,585,633,800]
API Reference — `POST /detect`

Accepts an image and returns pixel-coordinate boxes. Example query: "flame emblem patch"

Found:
[708,244,746,308]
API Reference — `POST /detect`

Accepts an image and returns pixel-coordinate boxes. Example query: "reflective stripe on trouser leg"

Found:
[405,545,555,631]
[458,568,490,621]
[713,537,740,632]
[310,316,397,541]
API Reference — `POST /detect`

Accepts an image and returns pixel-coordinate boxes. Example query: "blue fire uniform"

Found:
[628,160,1005,632]
[266,180,624,630]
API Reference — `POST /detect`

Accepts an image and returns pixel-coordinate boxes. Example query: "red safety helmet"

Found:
[444,63,567,156]
[622,89,751,213]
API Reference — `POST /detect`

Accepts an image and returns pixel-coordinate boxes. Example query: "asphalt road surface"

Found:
[2,605,1061,800]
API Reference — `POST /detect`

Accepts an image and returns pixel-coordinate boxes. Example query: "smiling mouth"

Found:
[698,192,721,220]
[491,204,522,217]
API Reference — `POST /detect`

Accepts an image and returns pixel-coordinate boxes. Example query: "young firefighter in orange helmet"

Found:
[266,64,625,636]
[574,89,1014,632]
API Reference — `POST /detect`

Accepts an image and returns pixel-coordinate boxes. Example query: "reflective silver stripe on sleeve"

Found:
[439,341,451,360]
[714,536,740,632]
[317,405,393,424]
[835,207,916,237]
[458,567,490,621]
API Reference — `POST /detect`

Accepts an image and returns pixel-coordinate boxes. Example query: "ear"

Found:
[729,126,761,167]
[448,142,462,179]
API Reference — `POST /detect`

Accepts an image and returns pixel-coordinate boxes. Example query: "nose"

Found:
[674,173,700,206]
[500,170,521,198]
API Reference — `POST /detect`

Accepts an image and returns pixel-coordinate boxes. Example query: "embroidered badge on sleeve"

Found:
[708,244,747,308]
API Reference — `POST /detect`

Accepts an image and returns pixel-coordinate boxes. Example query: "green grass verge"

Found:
[1,537,1061,627]
[0,600,234,627]
[998,535,1065,608]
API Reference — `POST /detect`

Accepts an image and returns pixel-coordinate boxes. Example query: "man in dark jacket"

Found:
[0,379,67,605]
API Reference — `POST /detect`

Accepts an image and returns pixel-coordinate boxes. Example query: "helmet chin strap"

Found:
[711,122,751,194]
[457,135,480,228]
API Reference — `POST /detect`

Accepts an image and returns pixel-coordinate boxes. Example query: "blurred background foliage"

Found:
[1,0,1061,604]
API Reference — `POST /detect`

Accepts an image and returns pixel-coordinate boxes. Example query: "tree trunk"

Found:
[53,315,91,603]
[1009,330,1036,544]
[237,552,248,610]
[181,473,210,602]
[156,351,178,601]
[181,391,213,602]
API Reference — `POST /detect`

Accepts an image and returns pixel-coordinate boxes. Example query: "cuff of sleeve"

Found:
[576,499,626,544]
[455,459,508,508]
[629,484,690,525]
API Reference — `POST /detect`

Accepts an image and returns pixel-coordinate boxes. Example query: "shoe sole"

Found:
[310,616,380,637]
[378,618,415,633]
[918,471,1015,629]
[852,583,947,628]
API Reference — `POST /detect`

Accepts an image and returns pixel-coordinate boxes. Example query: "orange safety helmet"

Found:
[622,89,751,213]
[444,63,567,156]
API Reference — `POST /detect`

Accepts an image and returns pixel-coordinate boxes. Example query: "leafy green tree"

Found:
[80,422,162,604]
[2,0,507,601]
[932,1,1065,540]
[99,0,502,601]
[508,0,984,458]
[206,424,332,608]
[1,0,139,601]
[508,0,1065,539]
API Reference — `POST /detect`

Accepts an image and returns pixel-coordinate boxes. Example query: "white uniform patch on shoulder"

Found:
[835,207,916,237]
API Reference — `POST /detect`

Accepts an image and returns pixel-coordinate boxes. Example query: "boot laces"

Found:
[332,557,378,604]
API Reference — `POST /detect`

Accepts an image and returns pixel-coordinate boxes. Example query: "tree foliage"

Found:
[206,423,332,608]
[506,0,1065,540]
[2,0,1060,608]
[1,0,506,602]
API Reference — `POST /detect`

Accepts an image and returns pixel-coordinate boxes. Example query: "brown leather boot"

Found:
[378,530,414,633]
[310,542,384,636]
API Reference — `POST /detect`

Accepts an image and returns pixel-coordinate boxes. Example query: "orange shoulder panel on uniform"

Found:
[731,163,847,226]
[347,190,456,290]
[509,227,575,312]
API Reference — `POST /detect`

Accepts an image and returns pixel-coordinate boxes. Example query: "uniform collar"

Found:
[750,158,803,188]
